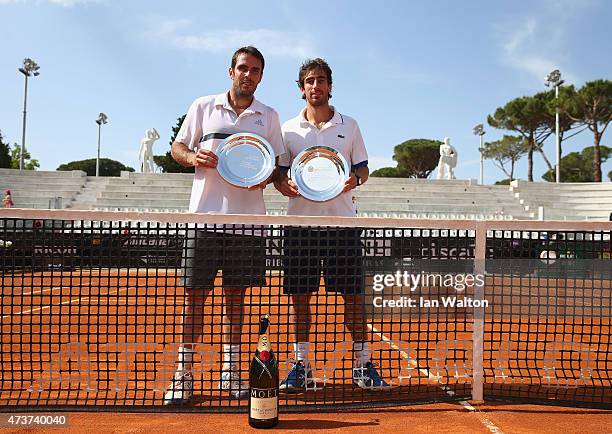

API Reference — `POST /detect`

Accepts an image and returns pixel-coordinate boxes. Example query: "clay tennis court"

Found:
[21,403,609,434]
[2,270,475,407]
[1,211,610,432]
[2,271,610,421]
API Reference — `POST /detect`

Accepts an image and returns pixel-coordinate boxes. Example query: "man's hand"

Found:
[274,177,300,197]
[343,173,358,192]
[192,148,218,168]
[247,180,269,190]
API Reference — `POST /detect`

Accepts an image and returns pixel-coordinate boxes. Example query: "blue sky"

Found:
[0,0,610,183]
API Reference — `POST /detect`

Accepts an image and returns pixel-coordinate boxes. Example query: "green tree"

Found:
[542,85,583,158]
[494,179,513,185]
[542,146,612,182]
[558,80,612,182]
[370,167,404,177]
[608,169,612,181]
[0,131,11,169]
[488,94,553,181]
[482,135,528,181]
[10,145,39,170]
[153,115,194,173]
[394,138,441,178]
[371,139,440,178]
[57,158,134,176]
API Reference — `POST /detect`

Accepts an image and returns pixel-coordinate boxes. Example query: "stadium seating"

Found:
[0,169,86,209]
[509,180,612,221]
[1,169,611,220]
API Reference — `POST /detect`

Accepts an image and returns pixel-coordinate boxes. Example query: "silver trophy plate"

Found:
[292,146,349,202]
[216,133,275,188]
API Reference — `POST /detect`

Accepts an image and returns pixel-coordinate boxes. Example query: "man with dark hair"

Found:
[274,58,389,393]
[297,58,332,100]
[164,46,285,404]
[231,46,265,72]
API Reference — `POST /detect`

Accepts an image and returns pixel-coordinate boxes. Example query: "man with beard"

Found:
[274,58,390,393]
[164,46,285,404]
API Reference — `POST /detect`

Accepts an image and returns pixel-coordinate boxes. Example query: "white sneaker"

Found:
[164,371,193,405]
[220,370,249,400]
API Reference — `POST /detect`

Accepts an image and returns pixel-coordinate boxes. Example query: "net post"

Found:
[471,221,486,403]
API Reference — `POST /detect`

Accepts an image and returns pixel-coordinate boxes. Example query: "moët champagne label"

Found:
[250,387,278,419]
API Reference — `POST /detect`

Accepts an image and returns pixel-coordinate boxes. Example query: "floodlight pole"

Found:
[18,58,40,171]
[96,122,102,177]
[95,113,108,177]
[480,134,485,184]
[473,124,486,184]
[545,69,563,183]
[19,72,29,171]
[555,84,560,183]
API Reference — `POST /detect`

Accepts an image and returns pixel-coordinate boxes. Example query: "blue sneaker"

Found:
[279,361,312,393]
[353,362,391,390]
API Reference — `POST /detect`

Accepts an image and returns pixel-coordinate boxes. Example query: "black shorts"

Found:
[180,230,267,289]
[282,228,364,294]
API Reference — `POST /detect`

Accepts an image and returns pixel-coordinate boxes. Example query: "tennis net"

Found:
[0,209,610,410]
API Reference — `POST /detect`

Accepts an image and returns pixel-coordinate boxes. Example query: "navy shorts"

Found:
[282,228,364,294]
[180,230,267,289]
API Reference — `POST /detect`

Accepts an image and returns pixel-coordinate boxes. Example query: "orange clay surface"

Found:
[0,270,610,432]
[0,403,611,433]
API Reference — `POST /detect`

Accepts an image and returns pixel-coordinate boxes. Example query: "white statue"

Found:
[139,128,160,173]
[436,137,458,180]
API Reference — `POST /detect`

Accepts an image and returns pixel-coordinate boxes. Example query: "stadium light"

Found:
[545,69,564,183]
[95,113,108,177]
[18,58,41,171]
[473,124,486,184]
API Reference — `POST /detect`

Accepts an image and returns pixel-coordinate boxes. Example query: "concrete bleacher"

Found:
[262,178,534,219]
[2,169,611,220]
[0,168,86,209]
[67,172,534,220]
[80,172,192,212]
[509,180,612,221]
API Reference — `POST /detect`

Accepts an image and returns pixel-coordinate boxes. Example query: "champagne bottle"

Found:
[248,314,279,429]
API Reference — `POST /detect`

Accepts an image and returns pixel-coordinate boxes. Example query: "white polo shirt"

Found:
[176,92,285,214]
[280,107,368,217]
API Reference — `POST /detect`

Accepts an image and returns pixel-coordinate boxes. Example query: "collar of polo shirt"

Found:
[214,92,264,115]
[300,106,343,128]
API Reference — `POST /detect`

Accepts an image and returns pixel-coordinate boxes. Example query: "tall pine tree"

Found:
[0,130,11,169]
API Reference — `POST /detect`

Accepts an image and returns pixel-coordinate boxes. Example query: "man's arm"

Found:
[171,141,218,168]
[344,120,369,192]
[343,164,369,192]
[273,124,298,197]
[272,166,299,197]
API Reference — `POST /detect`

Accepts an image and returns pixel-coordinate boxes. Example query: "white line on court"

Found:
[16,278,95,297]
[15,286,65,297]
[3,269,167,298]
[368,323,504,434]
[1,289,123,319]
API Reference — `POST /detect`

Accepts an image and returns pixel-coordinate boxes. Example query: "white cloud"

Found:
[498,18,563,83]
[149,19,316,59]
[495,7,586,85]
[501,17,536,54]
